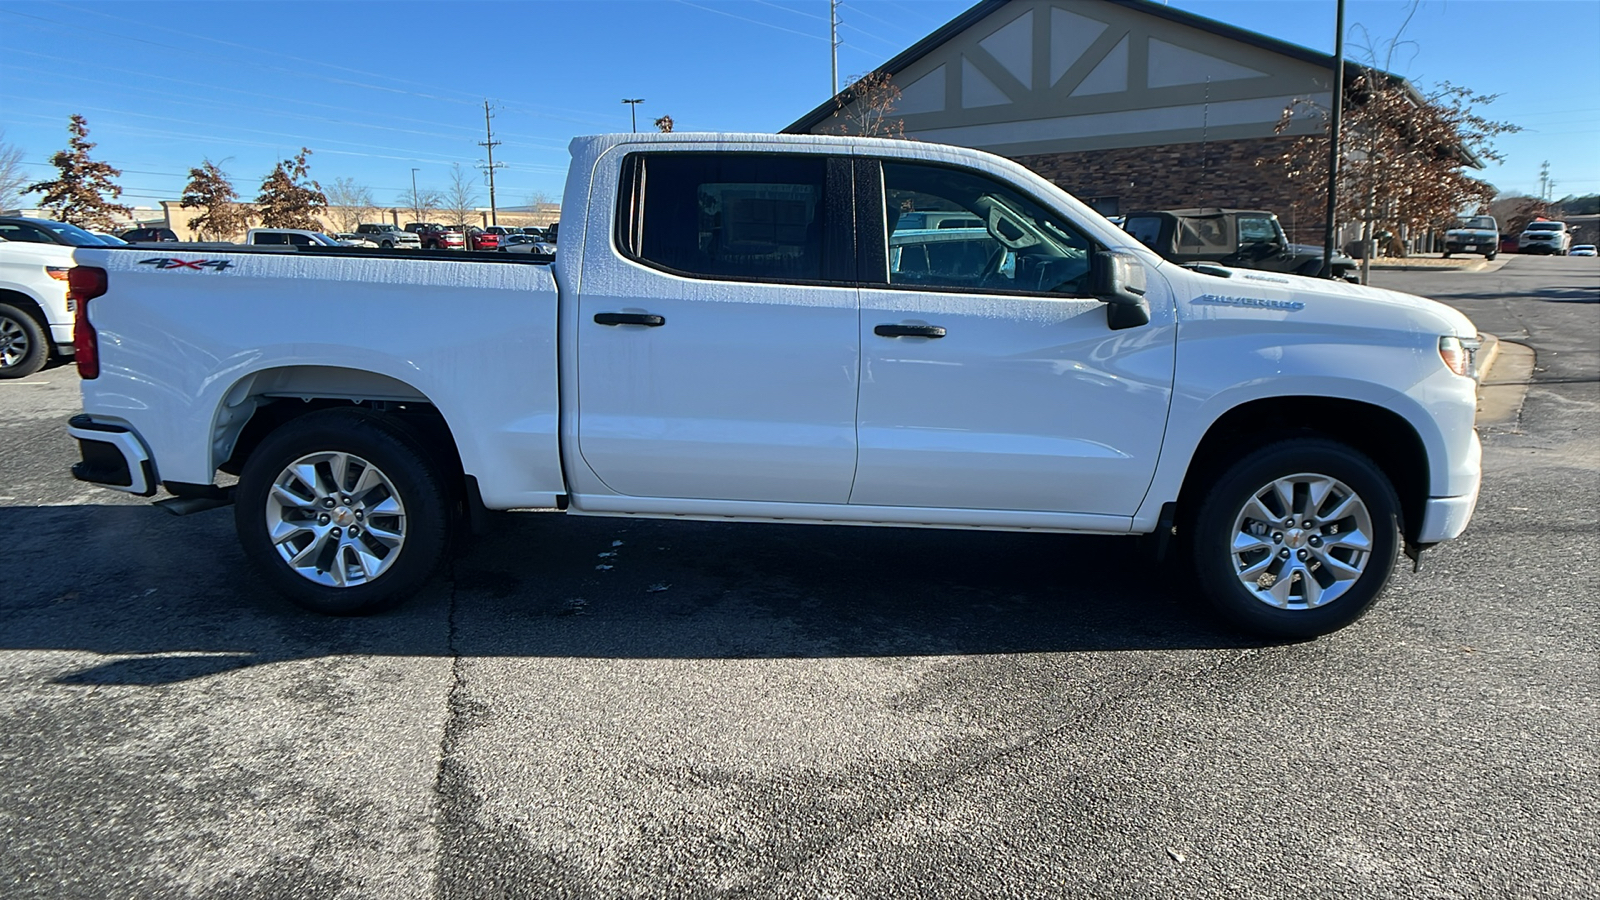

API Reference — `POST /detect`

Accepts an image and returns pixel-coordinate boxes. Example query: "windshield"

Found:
[1456,217,1495,230]
[93,232,128,245]
[1527,223,1563,231]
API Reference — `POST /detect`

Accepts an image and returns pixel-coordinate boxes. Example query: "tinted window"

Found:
[880,161,1093,295]
[1123,216,1163,249]
[621,153,831,282]
[253,232,288,244]
[0,223,57,244]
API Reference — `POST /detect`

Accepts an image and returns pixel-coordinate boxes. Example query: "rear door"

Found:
[572,149,861,504]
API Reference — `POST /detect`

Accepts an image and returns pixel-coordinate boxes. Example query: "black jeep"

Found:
[1121,208,1357,280]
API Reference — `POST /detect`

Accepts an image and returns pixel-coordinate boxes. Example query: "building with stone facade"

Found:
[785,0,1394,243]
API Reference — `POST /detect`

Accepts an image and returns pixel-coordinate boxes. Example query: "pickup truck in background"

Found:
[64,133,1483,638]
[1443,215,1499,260]
[1122,208,1358,280]
[0,216,106,377]
[354,223,421,249]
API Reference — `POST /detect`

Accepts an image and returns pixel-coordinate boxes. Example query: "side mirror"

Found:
[1094,250,1151,330]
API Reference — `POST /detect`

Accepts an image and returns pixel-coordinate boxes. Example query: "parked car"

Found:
[354,223,422,249]
[500,233,557,255]
[120,226,179,243]
[334,233,378,248]
[1571,244,1597,257]
[476,225,524,251]
[65,131,1483,640]
[245,228,344,247]
[1443,215,1498,259]
[1122,208,1358,280]
[1518,221,1573,255]
[0,217,103,376]
[415,224,466,250]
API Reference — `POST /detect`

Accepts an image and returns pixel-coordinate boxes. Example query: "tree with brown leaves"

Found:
[654,115,675,134]
[23,114,133,230]
[255,148,327,230]
[181,159,247,240]
[829,71,906,138]
[1266,75,1517,281]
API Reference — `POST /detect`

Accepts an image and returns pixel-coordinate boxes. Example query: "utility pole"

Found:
[622,98,644,132]
[410,167,421,223]
[479,100,504,226]
[1320,0,1345,279]
[830,0,840,96]
[1539,160,1551,202]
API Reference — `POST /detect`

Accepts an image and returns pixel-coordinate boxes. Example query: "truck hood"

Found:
[1173,263,1477,338]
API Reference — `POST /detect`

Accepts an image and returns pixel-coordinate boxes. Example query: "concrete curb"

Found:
[1473,333,1536,428]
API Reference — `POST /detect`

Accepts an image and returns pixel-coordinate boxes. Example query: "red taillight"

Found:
[69,266,107,379]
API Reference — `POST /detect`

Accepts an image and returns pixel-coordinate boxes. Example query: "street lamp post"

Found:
[410,167,421,223]
[622,98,644,132]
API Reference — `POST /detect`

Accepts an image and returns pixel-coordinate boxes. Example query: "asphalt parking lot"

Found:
[1,255,1596,898]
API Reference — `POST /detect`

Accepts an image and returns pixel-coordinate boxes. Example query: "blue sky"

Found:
[2,0,1596,211]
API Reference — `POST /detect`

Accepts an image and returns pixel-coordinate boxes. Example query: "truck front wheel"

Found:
[1189,439,1400,638]
[235,408,449,615]
[0,303,49,379]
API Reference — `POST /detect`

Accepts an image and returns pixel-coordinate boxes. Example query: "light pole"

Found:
[410,167,421,222]
[622,98,644,132]
[1320,0,1345,279]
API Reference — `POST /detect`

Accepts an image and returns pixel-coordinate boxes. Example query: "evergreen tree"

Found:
[255,148,327,229]
[180,158,247,240]
[23,114,132,230]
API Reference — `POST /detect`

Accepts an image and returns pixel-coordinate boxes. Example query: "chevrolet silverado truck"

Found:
[63,133,1483,638]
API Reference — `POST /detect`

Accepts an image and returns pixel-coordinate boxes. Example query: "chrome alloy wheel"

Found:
[0,314,30,369]
[265,451,406,587]
[1228,473,1374,610]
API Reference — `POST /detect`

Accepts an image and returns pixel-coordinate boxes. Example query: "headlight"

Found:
[1438,335,1475,378]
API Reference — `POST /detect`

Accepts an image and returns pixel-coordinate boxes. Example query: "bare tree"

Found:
[180,158,247,240]
[23,114,133,229]
[828,71,905,138]
[523,189,555,209]
[399,184,441,225]
[326,177,377,232]
[442,163,480,229]
[0,130,26,213]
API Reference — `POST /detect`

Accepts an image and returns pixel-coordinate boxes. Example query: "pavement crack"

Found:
[428,561,467,900]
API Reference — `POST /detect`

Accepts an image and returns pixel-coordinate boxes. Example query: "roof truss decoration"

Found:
[791,0,1342,158]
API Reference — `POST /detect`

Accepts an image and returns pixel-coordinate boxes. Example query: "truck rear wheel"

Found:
[235,408,449,615]
[0,303,49,379]
[1189,439,1400,638]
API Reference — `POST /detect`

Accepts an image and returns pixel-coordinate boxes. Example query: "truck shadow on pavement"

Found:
[1,504,1266,685]
[1440,284,1598,303]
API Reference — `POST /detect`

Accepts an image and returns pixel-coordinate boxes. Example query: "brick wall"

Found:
[1012,136,1332,244]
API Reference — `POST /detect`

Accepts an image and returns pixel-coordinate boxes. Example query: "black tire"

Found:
[234,408,449,615]
[0,302,49,379]
[381,240,394,249]
[1442,250,1452,259]
[1485,250,1497,261]
[1188,439,1401,639]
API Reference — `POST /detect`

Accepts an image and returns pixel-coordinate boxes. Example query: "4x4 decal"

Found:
[138,257,234,271]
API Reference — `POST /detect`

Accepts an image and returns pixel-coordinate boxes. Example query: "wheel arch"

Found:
[212,366,464,490]
[1175,395,1431,543]
[0,289,51,330]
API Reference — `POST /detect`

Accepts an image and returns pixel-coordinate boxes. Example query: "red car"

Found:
[418,225,465,250]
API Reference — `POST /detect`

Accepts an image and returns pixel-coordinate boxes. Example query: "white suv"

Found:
[0,217,101,377]
[1518,221,1573,255]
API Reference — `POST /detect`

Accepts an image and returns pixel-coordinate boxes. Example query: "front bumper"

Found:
[1417,430,1481,543]
[68,415,156,496]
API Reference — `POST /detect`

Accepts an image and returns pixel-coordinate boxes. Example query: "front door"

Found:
[850,159,1176,516]
[574,150,860,504]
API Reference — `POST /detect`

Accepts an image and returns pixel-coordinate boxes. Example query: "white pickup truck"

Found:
[63,133,1483,638]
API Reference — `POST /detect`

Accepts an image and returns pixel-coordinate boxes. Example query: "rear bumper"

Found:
[67,414,156,496]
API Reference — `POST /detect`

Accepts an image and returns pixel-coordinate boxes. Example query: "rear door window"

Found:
[617,152,849,284]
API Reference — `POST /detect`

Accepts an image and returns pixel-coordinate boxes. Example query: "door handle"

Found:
[595,312,665,327]
[874,324,946,338]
